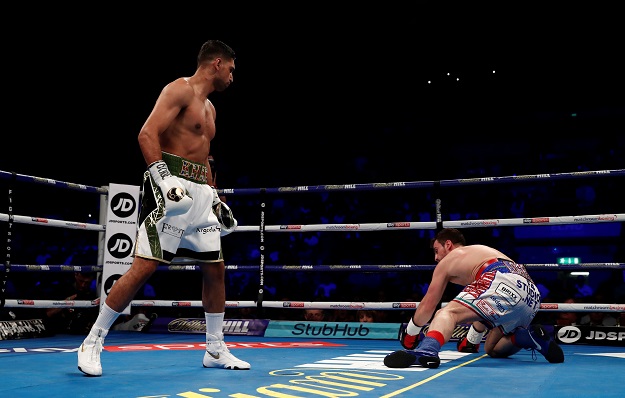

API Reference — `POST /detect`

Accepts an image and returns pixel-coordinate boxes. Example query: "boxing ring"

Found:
[1,167,624,397]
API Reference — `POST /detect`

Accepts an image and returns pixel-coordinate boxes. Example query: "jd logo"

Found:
[111,192,136,218]
[557,326,582,344]
[107,233,133,258]
[103,274,124,295]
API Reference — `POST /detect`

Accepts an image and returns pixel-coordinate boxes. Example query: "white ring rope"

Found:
[3,213,622,233]
[1,167,624,316]
[234,214,625,232]
[3,300,99,308]
[4,299,624,313]
[0,213,106,231]
[0,170,107,194]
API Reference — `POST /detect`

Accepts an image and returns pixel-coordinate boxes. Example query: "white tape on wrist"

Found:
[406,318,422,335]
[148,160,172,184]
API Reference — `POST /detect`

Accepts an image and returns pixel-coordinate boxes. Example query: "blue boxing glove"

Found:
[149,160,193,217]
[399,318,425,350]
[211,187,237,236]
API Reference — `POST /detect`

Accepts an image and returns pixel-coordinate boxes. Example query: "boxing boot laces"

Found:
[78,328,107,376]
[527,324,565,363]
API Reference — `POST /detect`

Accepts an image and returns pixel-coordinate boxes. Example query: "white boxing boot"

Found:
[78,328,108,376]
[203,333,250,370]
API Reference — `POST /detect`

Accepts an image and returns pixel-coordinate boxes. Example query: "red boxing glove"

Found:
[398,319,424,350]
[457,337,480,353]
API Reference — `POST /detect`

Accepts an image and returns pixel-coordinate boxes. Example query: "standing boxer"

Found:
[78,40,250,376]
[385,228,564,369]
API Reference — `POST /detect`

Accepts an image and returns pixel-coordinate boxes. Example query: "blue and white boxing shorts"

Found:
[453,258,541,334]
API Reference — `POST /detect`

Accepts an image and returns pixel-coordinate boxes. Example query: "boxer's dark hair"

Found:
[198,40,236,66]
[430,228,466,248]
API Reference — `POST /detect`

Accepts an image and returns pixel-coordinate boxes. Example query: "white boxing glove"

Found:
[149,160,193,216]
[211,187,237,236]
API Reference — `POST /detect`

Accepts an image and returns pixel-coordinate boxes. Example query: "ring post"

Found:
[1,172,16,309]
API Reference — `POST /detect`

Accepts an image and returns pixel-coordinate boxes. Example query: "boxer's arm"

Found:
[138,79,195,165]
[413,264,448,326]
[208,156,227,202]
[399,264,449,347]
[208,156,236,236]
[211,187,237,236]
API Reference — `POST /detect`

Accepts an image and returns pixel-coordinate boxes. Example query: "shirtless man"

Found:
[384,228,564,369]
[78,40,250,376]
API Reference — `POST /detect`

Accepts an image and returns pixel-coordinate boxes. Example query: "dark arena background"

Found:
[1,5,624,398]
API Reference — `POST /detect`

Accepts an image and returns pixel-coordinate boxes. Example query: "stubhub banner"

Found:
[264,321,401,339]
